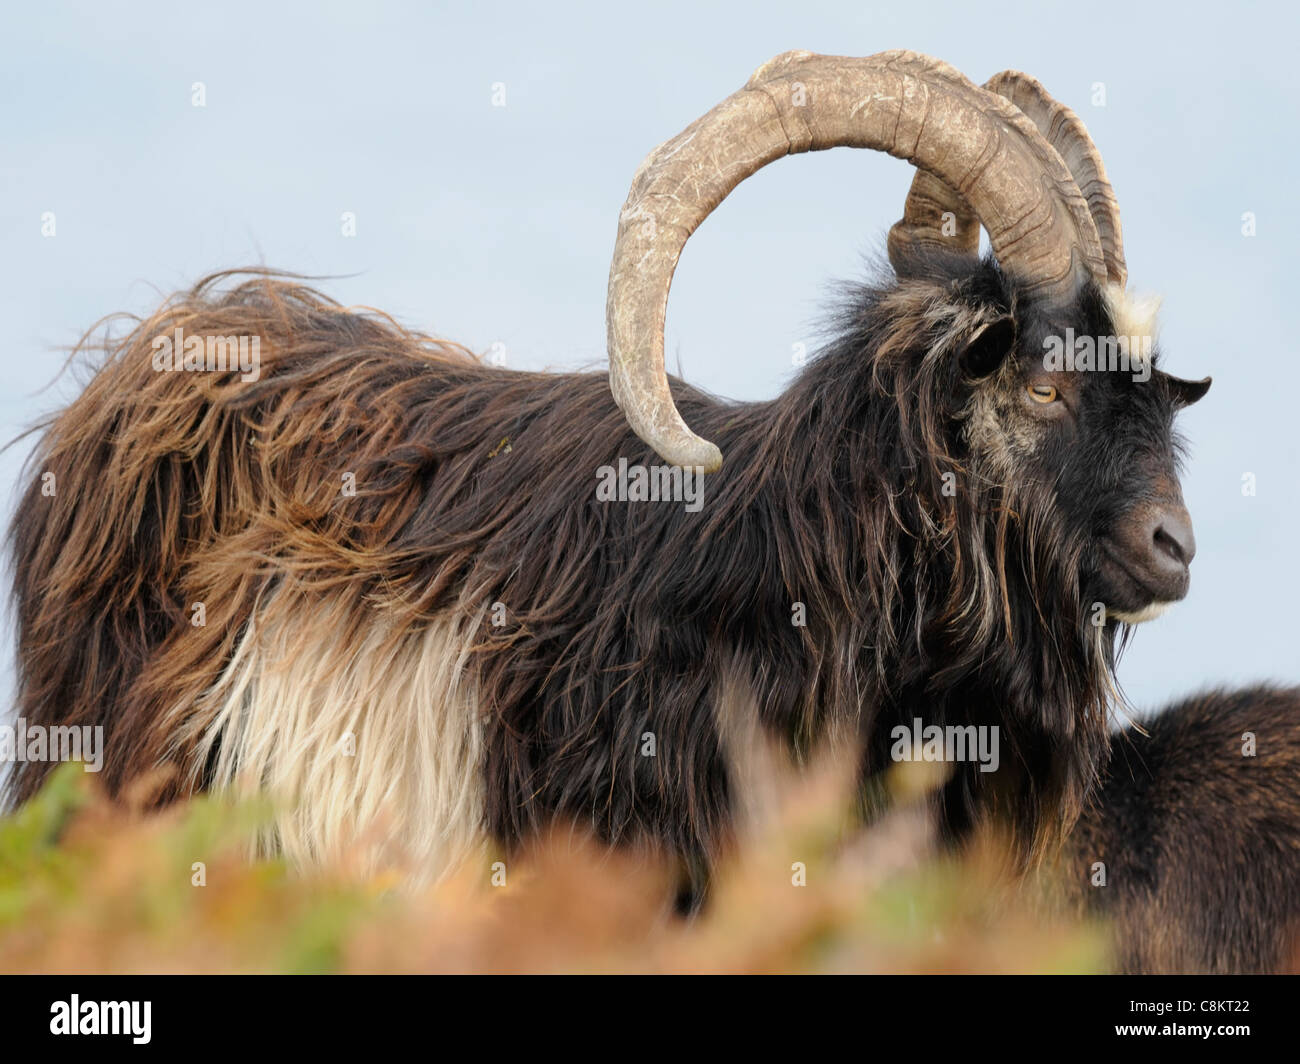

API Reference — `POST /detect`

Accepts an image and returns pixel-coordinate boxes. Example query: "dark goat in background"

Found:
[1066,686,1300,974]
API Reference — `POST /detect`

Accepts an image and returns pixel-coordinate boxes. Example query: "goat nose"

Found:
[1152,505,1196,568]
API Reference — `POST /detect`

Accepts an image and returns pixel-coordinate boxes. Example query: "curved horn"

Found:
[608,50,1107,472]
[986,71,1125,286]
[887,169,981,266]
[891,70,1126,286]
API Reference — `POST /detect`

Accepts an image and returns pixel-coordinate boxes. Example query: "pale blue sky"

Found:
[2,0,1297,719]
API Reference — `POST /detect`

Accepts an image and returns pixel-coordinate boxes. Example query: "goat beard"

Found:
[870,469,1117,864]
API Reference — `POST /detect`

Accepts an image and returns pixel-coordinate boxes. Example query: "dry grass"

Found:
[0,760,1109,974]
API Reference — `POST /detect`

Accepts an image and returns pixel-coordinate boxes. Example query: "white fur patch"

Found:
[1102,283,1162,355]
[1110,600,1173,625]
[188,599,489,885]
[712,672,793,838]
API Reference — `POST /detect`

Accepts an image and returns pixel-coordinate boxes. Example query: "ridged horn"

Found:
[891,69,1125,286]
[608,50,1107,472]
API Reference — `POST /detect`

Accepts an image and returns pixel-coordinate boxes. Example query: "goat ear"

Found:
[958,315,1016,379]
[1162,372,1212,407]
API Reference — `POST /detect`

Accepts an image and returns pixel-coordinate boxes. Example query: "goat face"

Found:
[959,283,1210,627]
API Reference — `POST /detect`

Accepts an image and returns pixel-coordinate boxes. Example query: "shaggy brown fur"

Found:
[6,261,1197,895]
[1065,686,1300,973]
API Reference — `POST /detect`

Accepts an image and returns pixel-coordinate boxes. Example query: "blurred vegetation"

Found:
[0,760,1109,974]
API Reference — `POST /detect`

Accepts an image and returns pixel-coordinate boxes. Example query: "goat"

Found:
[1064,686,1300,973]
[6,51,1210,898]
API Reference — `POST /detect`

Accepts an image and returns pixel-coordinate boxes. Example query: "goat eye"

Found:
[1027,384,1058,404]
